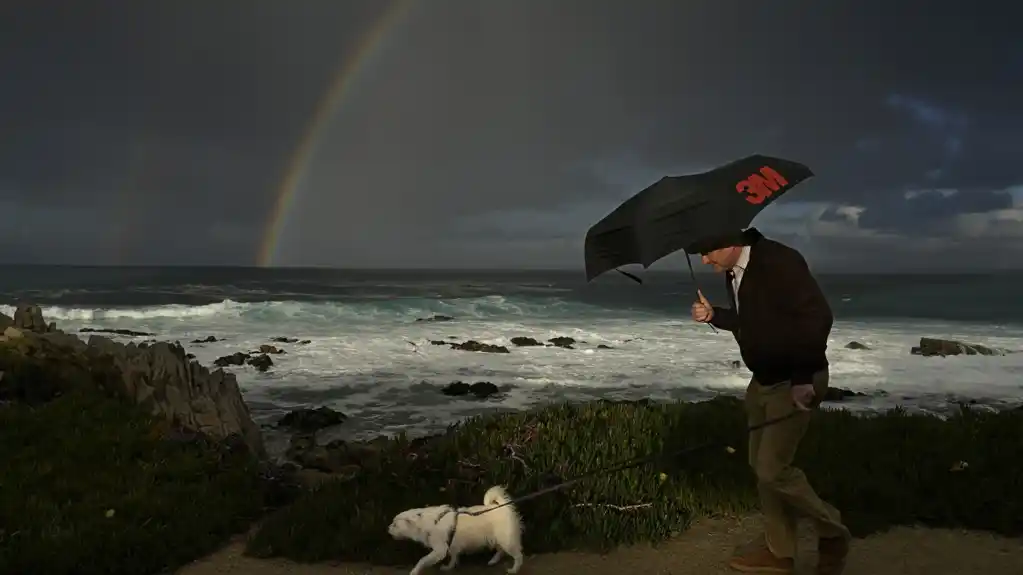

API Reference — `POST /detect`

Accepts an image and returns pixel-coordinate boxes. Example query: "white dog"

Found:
[387,485,524,575]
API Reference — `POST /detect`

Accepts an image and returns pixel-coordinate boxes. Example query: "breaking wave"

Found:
[0,295,638,326]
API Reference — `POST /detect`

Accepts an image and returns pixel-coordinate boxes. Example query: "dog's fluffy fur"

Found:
[387,485,524,575]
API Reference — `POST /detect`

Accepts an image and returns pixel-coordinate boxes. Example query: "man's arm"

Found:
[771,248,833,386]
[710,306,739,332]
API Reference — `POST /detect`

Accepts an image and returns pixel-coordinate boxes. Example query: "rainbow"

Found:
[257,0,416,267]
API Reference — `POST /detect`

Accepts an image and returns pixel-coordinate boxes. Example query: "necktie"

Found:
[725,270,738,310]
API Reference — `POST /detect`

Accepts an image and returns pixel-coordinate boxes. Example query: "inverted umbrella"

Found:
[583,154,814,283]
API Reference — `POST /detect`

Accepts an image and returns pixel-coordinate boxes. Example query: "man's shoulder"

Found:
[752,237,806,264]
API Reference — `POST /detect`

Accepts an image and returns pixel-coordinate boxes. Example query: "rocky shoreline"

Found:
[1,305,1016,484]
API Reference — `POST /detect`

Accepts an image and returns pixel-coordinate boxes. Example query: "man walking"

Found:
[689,227,850,574]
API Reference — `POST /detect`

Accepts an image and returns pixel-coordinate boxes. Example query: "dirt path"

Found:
[179,515,1023,575]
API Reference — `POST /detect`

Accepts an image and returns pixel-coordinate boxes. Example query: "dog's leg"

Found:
[502,543,524,574]
[487,550,505,566]
[410,546,448,575]
[440,551,460,571]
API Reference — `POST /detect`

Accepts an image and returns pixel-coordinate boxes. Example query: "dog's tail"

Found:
[483,485,512,507]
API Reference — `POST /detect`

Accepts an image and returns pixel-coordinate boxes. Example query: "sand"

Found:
[178,515,1023,575]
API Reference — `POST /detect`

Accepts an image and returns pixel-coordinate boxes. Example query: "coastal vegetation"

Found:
[248,396,1023,566]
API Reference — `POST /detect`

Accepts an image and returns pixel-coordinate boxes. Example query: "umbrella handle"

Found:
[685,254,718,334]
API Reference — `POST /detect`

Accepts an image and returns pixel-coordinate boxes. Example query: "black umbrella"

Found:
[584,154,814,284]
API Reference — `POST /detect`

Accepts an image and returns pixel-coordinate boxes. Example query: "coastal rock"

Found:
[88,336,265,457]
[510,336,543,347]
[212,350,275,371]
[548,336,575,349]
[597,344,613,349]
[191,335,219,343]
[214,352,249,367]
[258,344,285,355]
[80,327,154,337]
[0,307,265,457]
[13,304,51,333]
[277,406,347,433]
[441,380,501,399]
[416,314,454,322]
[845,341,870,350]
[910,337,1006,357]
[823,387,868,402]
[271,336,311,345]
[246,353,274,372]
[448,340,510,354]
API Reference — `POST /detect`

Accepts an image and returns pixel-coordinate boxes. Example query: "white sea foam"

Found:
[5,298,1022,444]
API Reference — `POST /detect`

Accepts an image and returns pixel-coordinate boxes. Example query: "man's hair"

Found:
[687,231,749,255]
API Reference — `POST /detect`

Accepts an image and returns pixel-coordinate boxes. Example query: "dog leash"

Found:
[458,410,801,518]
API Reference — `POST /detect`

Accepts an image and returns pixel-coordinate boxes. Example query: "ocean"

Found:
[2,266,1022,457]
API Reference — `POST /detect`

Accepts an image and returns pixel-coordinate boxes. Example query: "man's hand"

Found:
[691,290,715,323]
[791,384,815,411]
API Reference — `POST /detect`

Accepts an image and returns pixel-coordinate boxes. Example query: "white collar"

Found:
[732,245,751,275]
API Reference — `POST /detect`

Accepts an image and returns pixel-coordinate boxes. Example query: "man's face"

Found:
[700,246,739,273]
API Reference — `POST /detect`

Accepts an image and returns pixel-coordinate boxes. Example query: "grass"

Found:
[247,397,1023,566]
[0,347,269,575]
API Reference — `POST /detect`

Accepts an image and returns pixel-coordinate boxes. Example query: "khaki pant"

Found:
[745,370,849,558]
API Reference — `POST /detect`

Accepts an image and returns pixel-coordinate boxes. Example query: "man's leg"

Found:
[757,372,850,573]
[729,379,797,573]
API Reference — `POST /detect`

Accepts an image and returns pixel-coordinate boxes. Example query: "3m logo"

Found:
[735,166,789,205]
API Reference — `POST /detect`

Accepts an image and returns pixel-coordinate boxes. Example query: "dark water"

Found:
[1,265,1021,325]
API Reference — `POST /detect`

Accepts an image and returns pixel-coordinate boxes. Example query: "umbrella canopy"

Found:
[584,154,814,282]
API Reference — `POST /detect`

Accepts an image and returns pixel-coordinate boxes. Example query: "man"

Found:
[689,227,850,575]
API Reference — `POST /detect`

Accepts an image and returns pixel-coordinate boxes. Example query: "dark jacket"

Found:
[709,229,832,386]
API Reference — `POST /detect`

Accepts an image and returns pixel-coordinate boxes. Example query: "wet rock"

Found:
[278,406,347,433]
[448,340,510,354]
[246,353,273,372]
[910,337,1006,357]
[441,381,501,399]
[190,335,219,343]
[548,336,575,349]
[258,344,286,355]
[416,314,454,322]
[845,341,870,350]
[214,352,250,367]
[510,336,543,347]
[822,387,868,402]
[271,336,311,345]
[730,360,742,368]
[597,344,613,350]
[79,327,154,337]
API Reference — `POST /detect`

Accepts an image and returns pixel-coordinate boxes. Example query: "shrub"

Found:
[0,389,267,575]
[247,397,1023,566]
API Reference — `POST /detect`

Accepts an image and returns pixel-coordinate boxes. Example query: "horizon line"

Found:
[0,263,1019,275]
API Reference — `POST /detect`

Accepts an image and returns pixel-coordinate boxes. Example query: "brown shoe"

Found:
[817,536,850,575]
[728,546,794,573]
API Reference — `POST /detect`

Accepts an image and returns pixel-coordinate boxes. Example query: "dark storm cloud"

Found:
[855,189,1014,233]
[1,0,1021,269]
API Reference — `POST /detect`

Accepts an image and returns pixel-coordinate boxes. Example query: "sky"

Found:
[1,0,1021,272]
